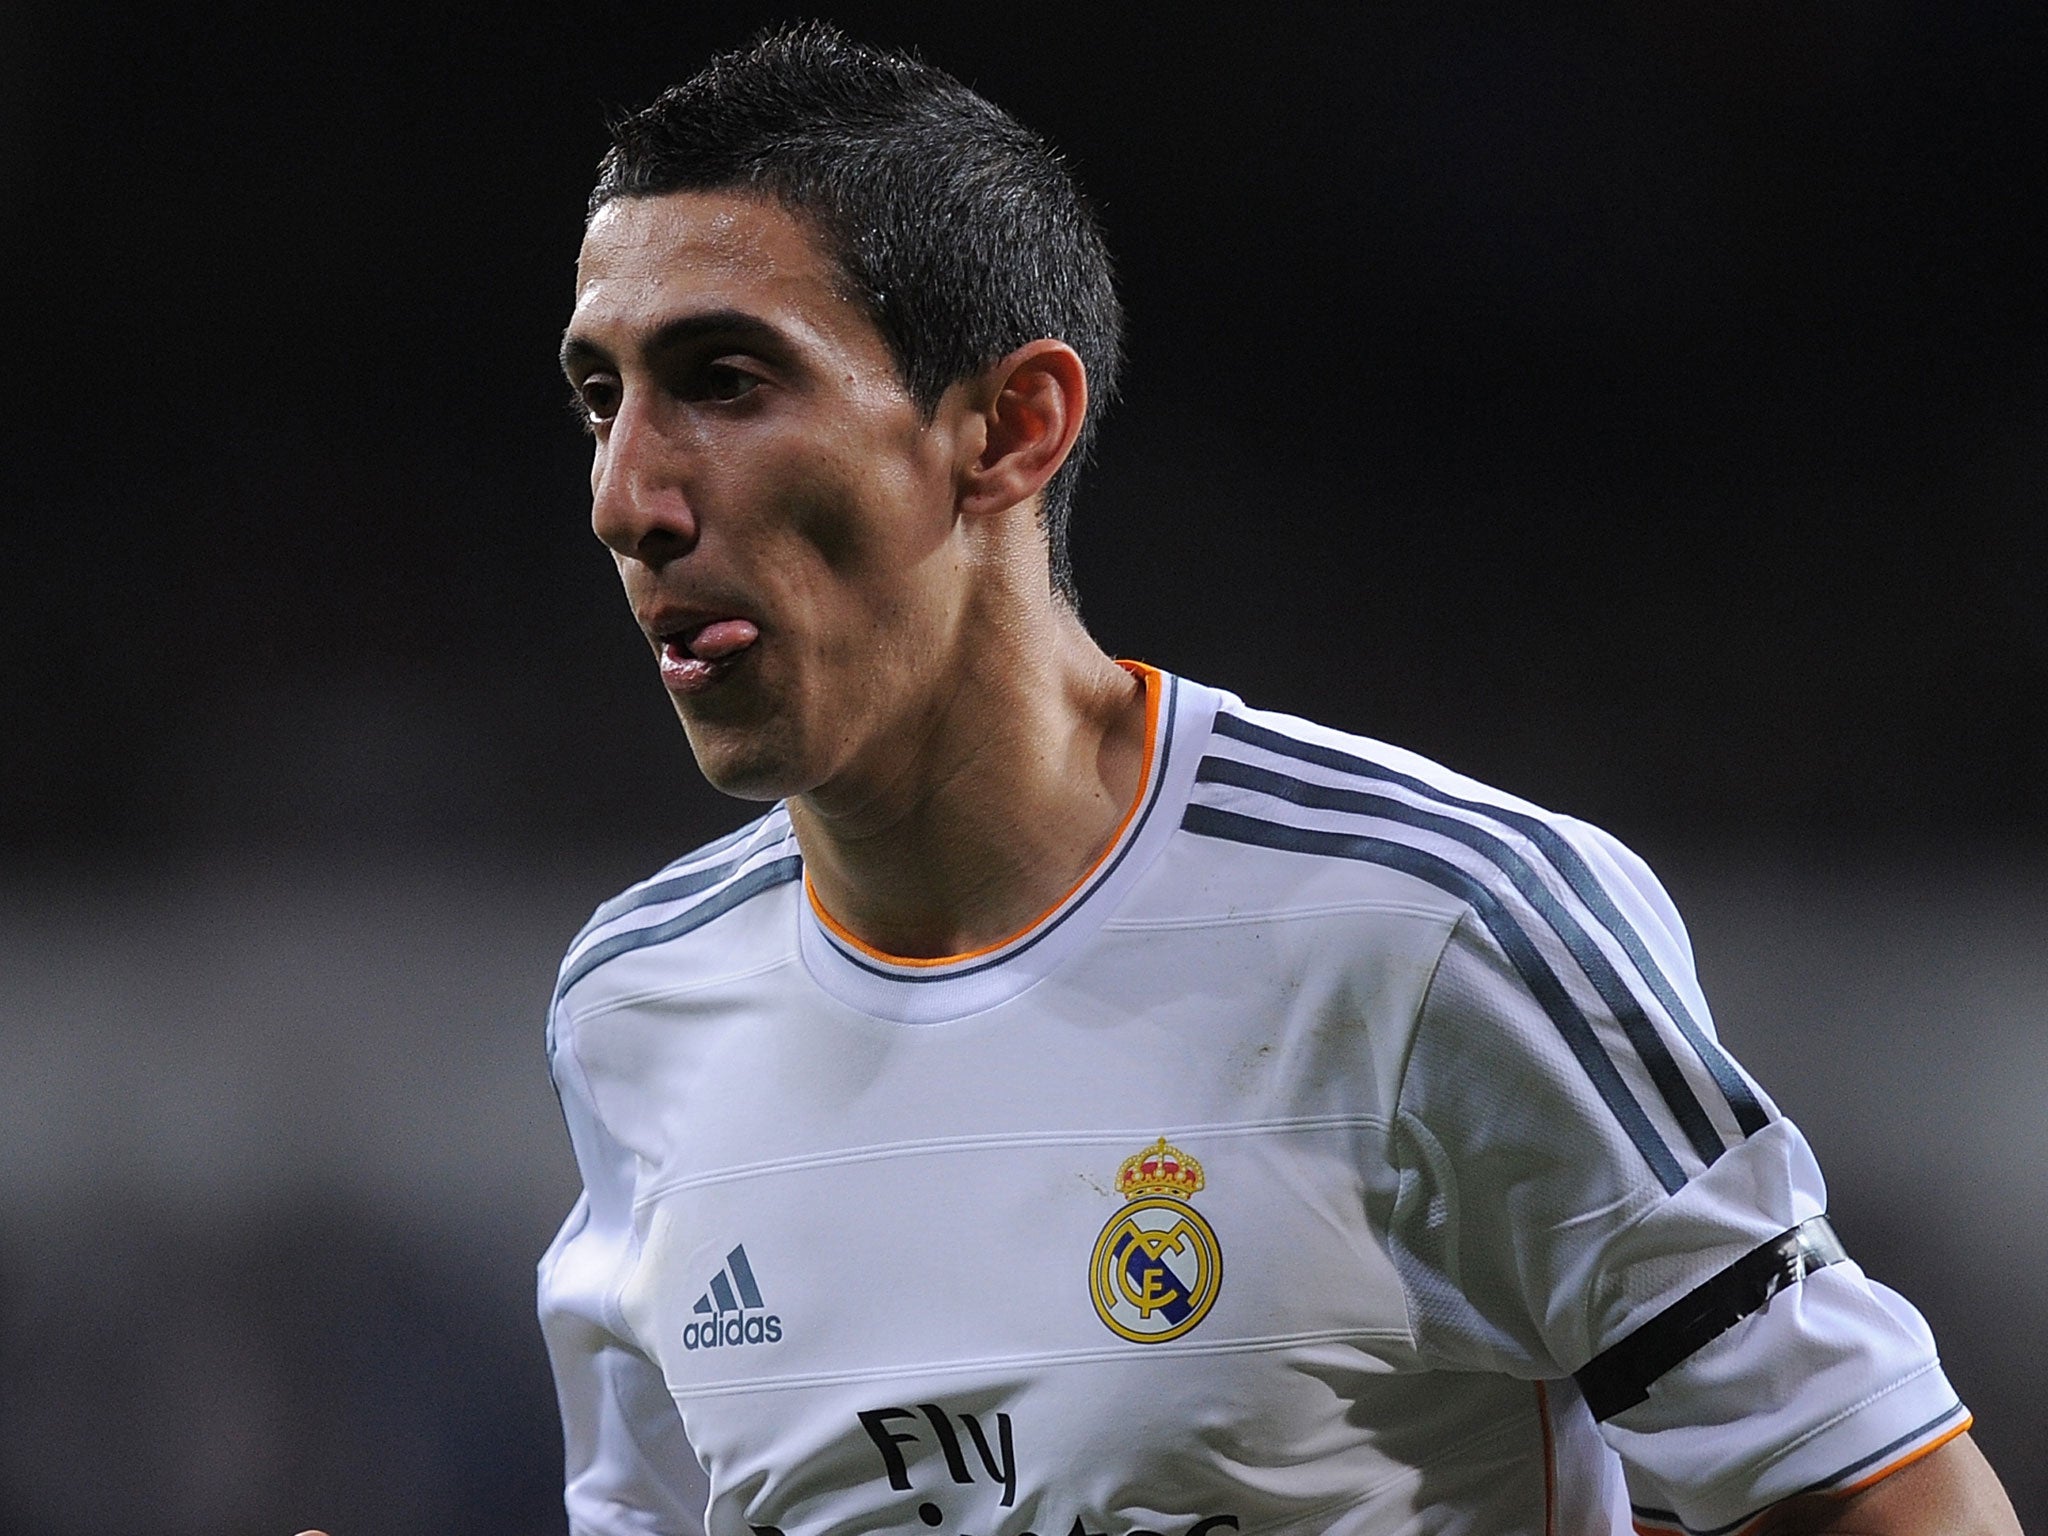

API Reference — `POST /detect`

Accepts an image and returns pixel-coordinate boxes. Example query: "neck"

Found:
[788,606,1148,960]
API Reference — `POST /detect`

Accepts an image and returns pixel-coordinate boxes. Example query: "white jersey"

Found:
[540,667,1967,1536]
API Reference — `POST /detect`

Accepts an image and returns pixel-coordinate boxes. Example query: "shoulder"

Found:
[1182,693,1681,941]
[550,807,803,1024]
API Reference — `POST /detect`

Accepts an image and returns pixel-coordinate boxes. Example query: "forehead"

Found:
[569,190,865,349]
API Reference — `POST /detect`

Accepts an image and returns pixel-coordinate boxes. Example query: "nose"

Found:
[590,393,699,565]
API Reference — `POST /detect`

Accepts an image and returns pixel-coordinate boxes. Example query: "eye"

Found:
[568,372,621,432]
[699,361,761,403]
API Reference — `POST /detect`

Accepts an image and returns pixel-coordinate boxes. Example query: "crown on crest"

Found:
[1117,1137,1204,1201]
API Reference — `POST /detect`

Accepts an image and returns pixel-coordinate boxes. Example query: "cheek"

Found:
[611,549,639,592]
[745,412,956,604]
[780,460,947,585]
[784,476,872,574]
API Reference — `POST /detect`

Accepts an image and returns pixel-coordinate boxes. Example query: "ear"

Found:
[956,340,1089,519]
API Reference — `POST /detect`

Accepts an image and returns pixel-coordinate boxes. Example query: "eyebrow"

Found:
[558,309,790,375]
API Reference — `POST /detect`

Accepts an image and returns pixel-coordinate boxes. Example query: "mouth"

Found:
[655,616,761,696]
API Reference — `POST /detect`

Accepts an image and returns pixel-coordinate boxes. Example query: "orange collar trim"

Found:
[805,660,1163,970]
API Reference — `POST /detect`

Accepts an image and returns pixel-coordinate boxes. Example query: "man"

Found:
[536,22,2019,1536]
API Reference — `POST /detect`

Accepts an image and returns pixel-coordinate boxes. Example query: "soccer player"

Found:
[530,22,2020,1536]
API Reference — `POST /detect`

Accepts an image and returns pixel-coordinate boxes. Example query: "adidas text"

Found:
[683,1313,783,1350]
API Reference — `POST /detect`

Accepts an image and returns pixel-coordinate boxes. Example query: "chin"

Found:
[679,717,816,804]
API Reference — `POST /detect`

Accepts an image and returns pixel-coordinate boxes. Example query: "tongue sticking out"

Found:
[687,619,759,660]
[660,618,761,695]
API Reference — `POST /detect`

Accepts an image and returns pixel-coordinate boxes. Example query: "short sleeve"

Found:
[1385,826,1966,1534]
[540,1006,710,1536]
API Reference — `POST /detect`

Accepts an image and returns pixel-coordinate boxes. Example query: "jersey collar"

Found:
[796,666,1216,1023]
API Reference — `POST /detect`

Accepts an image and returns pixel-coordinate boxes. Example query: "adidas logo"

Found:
[682,1244,783,1351]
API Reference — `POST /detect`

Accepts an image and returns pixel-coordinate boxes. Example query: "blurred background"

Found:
[2,3,2042,1532]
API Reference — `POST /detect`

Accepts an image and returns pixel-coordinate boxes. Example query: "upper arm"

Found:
[1385,821,1970,1534]
[1748,1432,2020,1535]
[541,1003,710,1536]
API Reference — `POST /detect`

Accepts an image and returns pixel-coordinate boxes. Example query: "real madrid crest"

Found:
[1089,1137,1223,1343]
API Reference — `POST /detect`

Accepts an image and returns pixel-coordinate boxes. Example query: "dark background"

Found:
[2,4,2042,1533]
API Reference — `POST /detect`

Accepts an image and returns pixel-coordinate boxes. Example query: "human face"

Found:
[563,191,974,804]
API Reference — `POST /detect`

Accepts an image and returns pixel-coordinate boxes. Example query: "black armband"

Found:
[1575,1215,1848,1423]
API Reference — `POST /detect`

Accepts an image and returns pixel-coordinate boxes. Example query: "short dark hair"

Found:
[590,22,1124,607]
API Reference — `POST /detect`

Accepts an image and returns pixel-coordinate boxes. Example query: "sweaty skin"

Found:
[1746,1430,2019,1534]
[555,189,2023,1535]
[286,186,2024,1536]
[563,190,1145,960]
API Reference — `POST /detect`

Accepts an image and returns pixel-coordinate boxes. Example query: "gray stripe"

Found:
[555,855,803,1003]
[1197,754,1727,1168]
[1181,802,1687,1194]
[1213,712,1768,1136]
[1628,1400,1968,1535]
[567,812,780,953]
